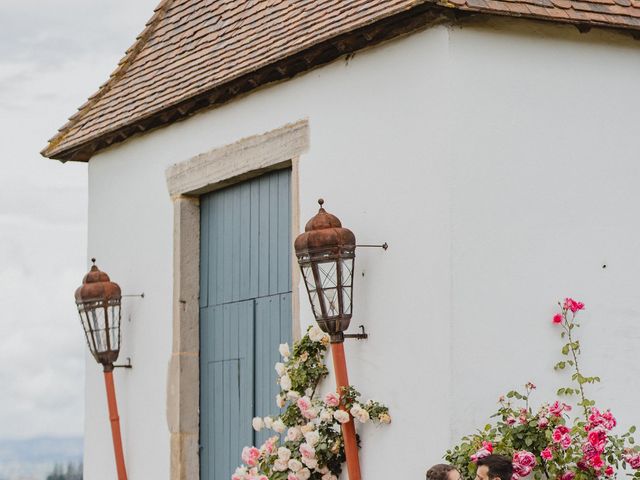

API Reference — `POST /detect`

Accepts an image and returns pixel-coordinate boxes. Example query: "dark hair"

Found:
[427,464,456,480]
[477,455,513,480]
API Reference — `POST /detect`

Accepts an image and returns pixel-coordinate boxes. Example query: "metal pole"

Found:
[103,368,128,480]
[331,342,362,480]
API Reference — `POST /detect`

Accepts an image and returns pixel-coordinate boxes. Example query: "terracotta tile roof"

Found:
[42,0,640,162]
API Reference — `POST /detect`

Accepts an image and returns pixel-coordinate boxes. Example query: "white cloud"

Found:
[0,0,159,439]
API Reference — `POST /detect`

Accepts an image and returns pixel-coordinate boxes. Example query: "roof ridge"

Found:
[42,0,175,156]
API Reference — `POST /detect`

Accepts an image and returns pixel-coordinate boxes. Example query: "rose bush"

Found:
[232,326,391,480]
[445,299,640,480]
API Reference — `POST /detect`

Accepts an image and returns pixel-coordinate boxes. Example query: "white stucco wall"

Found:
[83,17,640,479]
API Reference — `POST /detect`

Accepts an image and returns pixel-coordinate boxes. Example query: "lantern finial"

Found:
[318,198,324,208]
[91,257,96,265]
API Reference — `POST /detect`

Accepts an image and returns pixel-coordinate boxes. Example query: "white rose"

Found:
[286,390,300,401]
[297,468,311,480]
[280,375,292,391]
[304,430,320,447]
[263,416,273,429]
[273,459,288,472]
[276,394,286,408]
[349,404,362,417]
[317,466,329,474]
[302,457,318,469]
[379,413,391,424]
[356,409,370,424]
[273,419,286,433]
[322,474,337,480]
[287,426,302,442]
[277,446,292,461]
[279,343,291,358]
[305,387,313,397]
[288,459,303,472]
[300,422,315,434]
[252,417,264,431]
[234,466,248,476]
[275,362,286,377]
[308,326,327,343]
[333,410,350,424]
[320,409,333,422]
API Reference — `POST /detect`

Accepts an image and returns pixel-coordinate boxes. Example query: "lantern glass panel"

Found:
[317,259,340,317]
[109,302,121,351]
[301,262,320,319]
[90,305,108,353]
[340,257,354,316]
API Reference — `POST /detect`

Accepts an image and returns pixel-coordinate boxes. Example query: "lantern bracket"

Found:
[113,357,133,369]
[355,242,388,250]
[122,293,145,298]
[343,325,368,340]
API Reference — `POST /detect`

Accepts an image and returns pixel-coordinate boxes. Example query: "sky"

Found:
[0,0,159,439]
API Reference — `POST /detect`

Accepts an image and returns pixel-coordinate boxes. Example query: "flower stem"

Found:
[563,315,588,420]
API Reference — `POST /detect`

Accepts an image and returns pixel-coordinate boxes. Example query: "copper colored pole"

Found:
[331,342,362,480]
[103,369,128,480]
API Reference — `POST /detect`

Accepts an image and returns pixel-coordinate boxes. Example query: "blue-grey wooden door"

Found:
[200,169,292,480]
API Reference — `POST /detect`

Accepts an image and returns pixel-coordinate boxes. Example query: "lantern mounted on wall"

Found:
[74,258,135,480]
[294,198,387,480]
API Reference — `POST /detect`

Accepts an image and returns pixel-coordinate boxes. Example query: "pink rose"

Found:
[541,448,553,461]
[560,435,572,450]
[552,426,569,442]
[560,471,576,480]
[605,466,614,476]
[538,417,549,429]
[588,408,617,431]
[513,451,537,468]
[549,401,571,417]
[506,416,517,425]
[624,452,640,469]
[241,446,261,467]
[552,314,563,324]
[324,392,340,407]
[288,475,299,480]
[297,396,312,412]
[563,298,585,313]
[588,429,608,453]
[471,442,493,463]
[590,455,604,470]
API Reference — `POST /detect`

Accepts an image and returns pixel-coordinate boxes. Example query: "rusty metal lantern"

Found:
[75,258,122,370]
[294,199,356,343]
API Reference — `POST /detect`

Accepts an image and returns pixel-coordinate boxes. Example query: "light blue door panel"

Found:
[200,169,292,480]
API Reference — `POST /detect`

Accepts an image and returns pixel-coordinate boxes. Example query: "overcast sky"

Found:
[0,0,159,439]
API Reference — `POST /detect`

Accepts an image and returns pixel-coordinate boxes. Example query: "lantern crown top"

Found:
[75,258,121,303]
[295,199,355,254]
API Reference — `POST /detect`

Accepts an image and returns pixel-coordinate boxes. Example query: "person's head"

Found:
[427,464,461,480]
[476,455,513,480]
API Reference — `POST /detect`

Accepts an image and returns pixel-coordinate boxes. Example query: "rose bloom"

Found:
[506,416,517,425]
[275,362,286,377]
[304,430,320,447]
[299,443,316,459]
[297,468,311,480]
[278,447,292,461]
[302,407,318,420]
[587,429,607,452]
[589,454,604,470]
[513,464,532,478]
[605,466,614,476]
[287,474,299,480]
[287,427,303,442]
[252,417,264,431]
[302,457,318,469]
[276,394,286,408]
[553,314,563,324]
[288,459,303,472]
[538,417,549,429]
[552,426,569,442]
[297,396,312,412]
[322,474,338,480]
[563,298,585,313]
[379,413,392,424]
[324,392,340,407]
[623,452,640,469]
[320,409,333,422]
[272,419,286,433]
[279,343,291,358]
[518,415,528,425]
[513,450,537,468]
[541,448,553,461]
[560,435,572,450]
[241,446,261,467]
[308,325,327,342]
[280,375,292,391]
[560,472,576,480]
[333,410,350,424]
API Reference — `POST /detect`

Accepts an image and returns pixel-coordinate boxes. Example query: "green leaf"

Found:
[630,426,636,433]
[562,345,570,355]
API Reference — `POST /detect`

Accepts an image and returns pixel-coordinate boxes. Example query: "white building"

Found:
[42,1,640,479]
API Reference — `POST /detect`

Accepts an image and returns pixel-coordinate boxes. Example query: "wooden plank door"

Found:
[200,169,292,480]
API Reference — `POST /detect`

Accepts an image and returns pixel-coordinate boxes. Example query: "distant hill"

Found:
[0,437,82,480]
